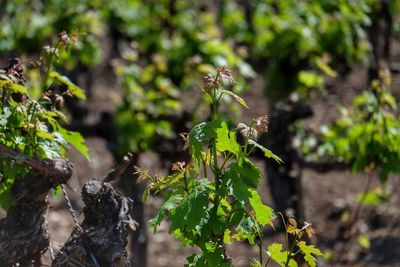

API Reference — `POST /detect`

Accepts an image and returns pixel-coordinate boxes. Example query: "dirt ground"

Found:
[42,63,400,267]
[1,41,399,267]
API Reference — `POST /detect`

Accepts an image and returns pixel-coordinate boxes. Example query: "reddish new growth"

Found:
[171,161,186,172]
[1,58,26,85]
[255,115,269,134]
[203,66,234,90]
[179,133,189,150]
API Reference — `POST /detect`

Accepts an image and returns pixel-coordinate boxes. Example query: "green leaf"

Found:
[58,127,89,159]
[10,83,28,93]
[223,169,251,202]
[356,189,384,206]
[248,139,283,163]
[218,89,249,109]
[250,261,262,267]
[267,243,298,267]
[314,57,337,77]
[216,122,240,156]
[297,241,323,267]
[0,187,12,210]
[204,248,232,266]
[149,192,183,231]
[249,189,274,226]
[170,188,209,234]
[229,159,261,188]
[232,215,257,244]
[357,235,371,249]
[223,229,232,245]
[186,253,207,267]
[52,185,62,196]
[0,80,27,93]
[186,191,209,232]
[0,107,12,126]
[298,71,324,89]
[49,71,86,100]
[189,120,221,163]
[0,175,14,210]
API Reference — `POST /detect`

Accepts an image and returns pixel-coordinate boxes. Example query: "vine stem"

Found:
[351,171,373,226]
[258,237,263,266]
[41,40,60,91]
[211,71,220,189]
[285,233,298,267]
[334,171,373,264]
[0,143,72,180]
[202,158,208,178]
[243,120,255,155]
[183,168,190,194]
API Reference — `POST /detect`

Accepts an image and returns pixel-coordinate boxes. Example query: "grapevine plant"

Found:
[0,32,88,209]
[317,69,400,199]
[0,0,103,67]
[112,0,255,156]
[138,67,321,266]
[221,0,374,100]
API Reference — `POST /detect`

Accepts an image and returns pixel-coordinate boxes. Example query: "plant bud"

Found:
[54,94,65,109]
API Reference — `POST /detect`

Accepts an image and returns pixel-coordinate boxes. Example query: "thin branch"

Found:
[102,153,133,182]
[0,143,72,180]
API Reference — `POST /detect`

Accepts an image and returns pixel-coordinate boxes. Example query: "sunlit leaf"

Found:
[49,71,86,100]
[357,235,371,249]
[218,89,249,109]
[267,243,297,267]
[249,189,274,226]
[297,241,323,267]
[58,127,89,159]
[216,122,240,156]
[248,139,283,163]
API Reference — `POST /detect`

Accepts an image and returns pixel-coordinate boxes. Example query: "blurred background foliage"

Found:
[2,0,392,155]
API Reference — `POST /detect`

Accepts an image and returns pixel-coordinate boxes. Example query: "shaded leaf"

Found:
[50,71,86,100]
[248,139,283,163]
[189,120,221,163]
[218,89,249,109]
[150,192,183,231]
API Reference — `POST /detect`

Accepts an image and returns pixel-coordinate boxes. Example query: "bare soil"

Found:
[1,42,399,267]
[45,64,400,267]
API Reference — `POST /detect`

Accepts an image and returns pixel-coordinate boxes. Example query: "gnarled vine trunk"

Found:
[0,153,73,266]
[0,145,136,266]
[52,180,136,267]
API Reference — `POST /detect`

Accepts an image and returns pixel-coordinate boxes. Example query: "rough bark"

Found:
[52,180,136,267]
[0,144,136,266]
[368,0,393,81]
[117,161,148,267]
[260,100,313,222]
[0,146,73,266]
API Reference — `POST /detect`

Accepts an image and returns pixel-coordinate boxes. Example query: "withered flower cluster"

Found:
[202,66,234,90]
[236,115,269,141]
[0,58,26,85]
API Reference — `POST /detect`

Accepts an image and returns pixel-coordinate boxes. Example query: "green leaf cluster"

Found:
[221,0,375,100]
[0,41,88,209]
[111,0,255,156]
[0,0,103,67]
[268,218,322,267]
[318,77,400,182]
[141,67,282,266]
